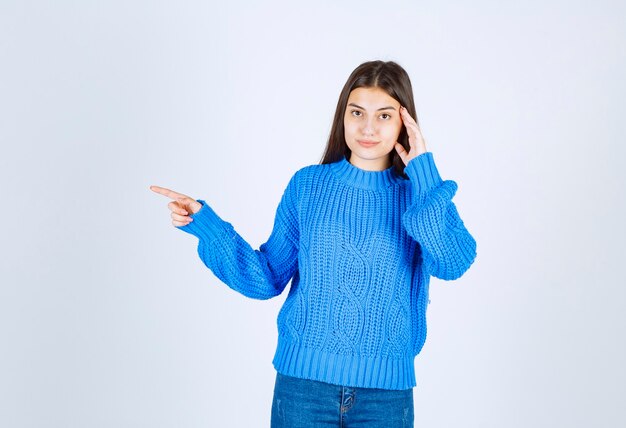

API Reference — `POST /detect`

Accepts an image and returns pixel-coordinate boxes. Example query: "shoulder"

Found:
[295,162,328,176]
[280,163,332,199]
[288,162,330,183]
[279,162,323,193]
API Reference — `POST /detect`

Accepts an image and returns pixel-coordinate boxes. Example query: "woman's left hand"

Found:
[395,106,427,165]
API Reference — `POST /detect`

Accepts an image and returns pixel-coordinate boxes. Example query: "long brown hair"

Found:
[319,60,418,179]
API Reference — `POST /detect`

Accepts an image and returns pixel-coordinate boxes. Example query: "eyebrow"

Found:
[347,103,397,111]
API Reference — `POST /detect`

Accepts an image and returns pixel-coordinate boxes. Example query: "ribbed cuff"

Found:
[404,152,443,193]
[175,199,229,242]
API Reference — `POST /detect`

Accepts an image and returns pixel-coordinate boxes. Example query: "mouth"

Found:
[357,140,379,147]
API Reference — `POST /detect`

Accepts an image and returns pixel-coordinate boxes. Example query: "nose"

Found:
[362,118,375,136]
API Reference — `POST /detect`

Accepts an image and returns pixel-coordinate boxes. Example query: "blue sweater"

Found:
[177,152,477,390]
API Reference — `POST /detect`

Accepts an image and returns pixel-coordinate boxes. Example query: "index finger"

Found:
[400,106,419,128]
[149,185,188,201]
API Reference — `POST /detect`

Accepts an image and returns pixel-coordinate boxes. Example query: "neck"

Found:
[329,155,403,191]
[348,155,391,172]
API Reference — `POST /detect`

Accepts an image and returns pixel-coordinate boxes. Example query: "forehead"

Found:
[347,87,399,107]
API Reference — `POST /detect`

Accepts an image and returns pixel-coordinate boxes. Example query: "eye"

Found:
[350,109,362,117]
[380,113,391,120]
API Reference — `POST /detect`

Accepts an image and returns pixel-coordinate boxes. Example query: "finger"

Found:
[403,109,426,143]
[402,121,418,152]
[400,108,419,137]
[394,142,408,165]
[395,141,407,156]
[167,200,189,216]
[149,185,189,201]
[171,211,193,223]
[177,196,202,214]
[401,111,422,144]
[400,107,420,128]
[403,108,427,148]
[172,219,192,227]
[400,108,428,157]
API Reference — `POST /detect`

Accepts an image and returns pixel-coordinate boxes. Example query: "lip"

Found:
[357,140,379,147]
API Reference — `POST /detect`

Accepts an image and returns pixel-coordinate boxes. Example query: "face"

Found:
[343,86,403,171]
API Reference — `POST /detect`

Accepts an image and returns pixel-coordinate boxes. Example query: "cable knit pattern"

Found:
[176,152,477,390]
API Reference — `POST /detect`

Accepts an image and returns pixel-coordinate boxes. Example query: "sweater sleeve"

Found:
[401,152,477,280]
[174,172,300,299]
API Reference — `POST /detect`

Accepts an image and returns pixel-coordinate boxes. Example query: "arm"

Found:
[401,152,477,280]
[175,173,300,299]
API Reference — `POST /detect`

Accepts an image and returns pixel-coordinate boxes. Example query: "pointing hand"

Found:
[149,185,202,227]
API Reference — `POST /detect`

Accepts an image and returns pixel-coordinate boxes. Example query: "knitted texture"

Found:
[177,152,477,390]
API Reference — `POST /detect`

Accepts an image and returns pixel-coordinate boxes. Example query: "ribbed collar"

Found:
[329,156,404,190]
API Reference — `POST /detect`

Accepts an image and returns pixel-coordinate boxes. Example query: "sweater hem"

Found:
[271,338,416,390]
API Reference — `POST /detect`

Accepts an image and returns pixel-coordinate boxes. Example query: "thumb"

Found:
[394,142,408,165]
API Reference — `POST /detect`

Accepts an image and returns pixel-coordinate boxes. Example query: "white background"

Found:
[1,0,625,427]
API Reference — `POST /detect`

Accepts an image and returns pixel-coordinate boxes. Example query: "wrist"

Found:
[404,152,443,193]
[176,199,228,242]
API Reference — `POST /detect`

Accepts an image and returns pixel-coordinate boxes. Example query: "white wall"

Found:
[1,0,624,426]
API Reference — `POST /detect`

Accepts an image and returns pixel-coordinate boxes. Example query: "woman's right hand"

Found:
[149,185,203,227]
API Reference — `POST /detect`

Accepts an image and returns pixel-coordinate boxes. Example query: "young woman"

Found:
[151,60,477,427]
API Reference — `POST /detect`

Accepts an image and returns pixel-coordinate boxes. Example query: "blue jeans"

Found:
[271,372,414,427]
